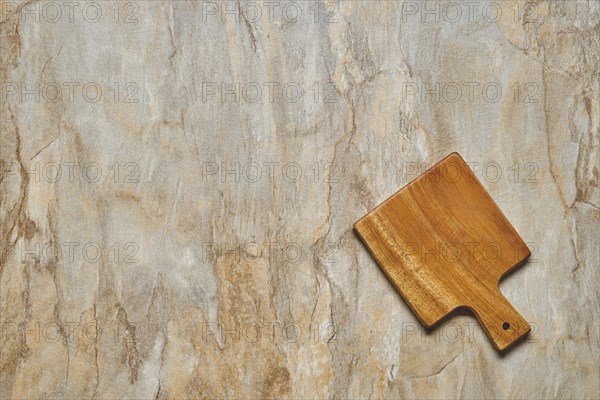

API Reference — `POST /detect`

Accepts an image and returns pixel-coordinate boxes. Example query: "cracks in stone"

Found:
[41,43,64,75]
[498,1,597,78]
[30,134,59,161]
[238,1,258,53]
[404,350,461,379]
[88,198,117,395]
[543,61,598,279]
[367,376,376,400]
[309,271,322,325]
[459,368,467,399]
[154,382,162,400]
[154,339,166,400]
[0,107,29,276]
[570,215,583,276]
[91,305,100,400]
[56,305,71,388]
[21,256,32,333]
[541,69,570,213]
[146,270,171,396]
[584,324,593,353]
[48,201,73,392]
[153,312,167,400]
[164,3,178,68]
[547,92,585,281]
[504,35,567,77]
[117,306,142,384]
[495,2,600,221]
[146,271,168,327]
[570,92,599,210]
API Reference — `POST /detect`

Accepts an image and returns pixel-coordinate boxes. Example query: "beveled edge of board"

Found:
[353,152,462,231]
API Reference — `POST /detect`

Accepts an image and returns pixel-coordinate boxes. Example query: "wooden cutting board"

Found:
[354,153,531,351]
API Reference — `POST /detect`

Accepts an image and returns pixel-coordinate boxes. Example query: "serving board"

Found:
[354,153,531,351]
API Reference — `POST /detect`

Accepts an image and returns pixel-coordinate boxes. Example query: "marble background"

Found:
[1,0,598,398]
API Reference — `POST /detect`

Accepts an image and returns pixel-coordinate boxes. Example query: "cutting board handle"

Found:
[471,290,531,351]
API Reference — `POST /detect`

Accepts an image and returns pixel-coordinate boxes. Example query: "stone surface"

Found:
[1,0,598,399]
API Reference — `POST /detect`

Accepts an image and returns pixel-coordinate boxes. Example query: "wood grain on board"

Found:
[354,153,532,351]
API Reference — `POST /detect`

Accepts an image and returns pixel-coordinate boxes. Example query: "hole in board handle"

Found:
[502,322,510,330]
